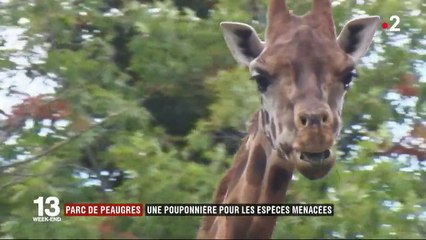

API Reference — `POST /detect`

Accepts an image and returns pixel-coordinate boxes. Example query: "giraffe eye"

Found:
[251,74,271,93]
[342,69,358,90]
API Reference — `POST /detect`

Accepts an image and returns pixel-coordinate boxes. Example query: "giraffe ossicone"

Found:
[198,0,380,238]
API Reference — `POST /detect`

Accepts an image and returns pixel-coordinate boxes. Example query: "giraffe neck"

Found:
[198,111,296,239]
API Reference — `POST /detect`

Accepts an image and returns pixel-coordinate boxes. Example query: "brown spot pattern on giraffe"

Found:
[268,166,292,193]
[247,144,267,186]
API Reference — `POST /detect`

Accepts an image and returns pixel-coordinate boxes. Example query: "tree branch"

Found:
[0,177,25,190]
[0,110,125,172]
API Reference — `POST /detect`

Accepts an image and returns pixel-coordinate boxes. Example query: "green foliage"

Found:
[0,0,424,239]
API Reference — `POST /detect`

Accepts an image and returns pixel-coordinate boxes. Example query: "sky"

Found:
[0,26,58,119]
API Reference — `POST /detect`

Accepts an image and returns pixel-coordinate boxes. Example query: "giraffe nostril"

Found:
[322,114,328,123]
[300,116,308,127]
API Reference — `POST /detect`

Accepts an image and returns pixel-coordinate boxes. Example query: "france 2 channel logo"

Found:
[33,196,62,222]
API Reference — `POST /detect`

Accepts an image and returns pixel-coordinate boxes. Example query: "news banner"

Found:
[33,197,333,222]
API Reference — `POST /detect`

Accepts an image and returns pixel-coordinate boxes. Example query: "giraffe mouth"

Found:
[300,150,331,164]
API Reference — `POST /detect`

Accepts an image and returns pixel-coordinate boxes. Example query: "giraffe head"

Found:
[220,0,379,179]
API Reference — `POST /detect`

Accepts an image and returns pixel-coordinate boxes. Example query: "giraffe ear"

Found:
[220,22,264,66]
[337,16,380,63]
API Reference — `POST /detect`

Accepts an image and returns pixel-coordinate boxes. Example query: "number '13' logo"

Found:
[33,196,60,217]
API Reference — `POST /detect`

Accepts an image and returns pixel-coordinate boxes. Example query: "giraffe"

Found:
[197,0,380,239]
